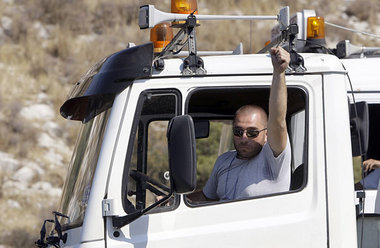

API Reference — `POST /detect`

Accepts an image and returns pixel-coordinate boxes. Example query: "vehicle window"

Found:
[58,109,111,228]
[353,103,380,187]
[289,109,306,190]
[185,87,307,205]
[366,104,380,160]
[124,91,180,214]
[146,120,172,205]
[196,120,233,191]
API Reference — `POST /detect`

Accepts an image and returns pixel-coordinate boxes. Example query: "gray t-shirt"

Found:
[360,168,380,189]
[203,138,291,200]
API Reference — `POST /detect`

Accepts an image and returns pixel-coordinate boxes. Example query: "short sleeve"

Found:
[263,135,291,178]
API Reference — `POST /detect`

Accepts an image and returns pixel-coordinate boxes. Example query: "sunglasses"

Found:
[233,127,267,138]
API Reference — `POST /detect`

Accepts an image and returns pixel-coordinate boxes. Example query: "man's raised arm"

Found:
[267,47,290,157]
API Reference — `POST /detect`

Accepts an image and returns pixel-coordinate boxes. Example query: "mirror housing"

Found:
[350,101,369,157]
[167,115,197,194]
[112,114,197,229]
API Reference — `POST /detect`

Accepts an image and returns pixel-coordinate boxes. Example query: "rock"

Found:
[2,180,27,194]
[38,133,54,148]
[22,161,44,175]
[0,151,20,173]
[1,16,12,34]
[42,121,62,137]
[12,166,35,183]
[37,92,49,103]
[19,104,55,121]
[38,133,71,161]
[44,150,64,166]
[32,182,62,197]
[77,34,97,43]
[7,200,21,209]
[33,21,50,40]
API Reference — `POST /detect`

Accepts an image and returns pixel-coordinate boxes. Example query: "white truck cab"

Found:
[35,1,380,247]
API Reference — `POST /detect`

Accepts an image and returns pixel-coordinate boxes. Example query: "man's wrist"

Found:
[272,69,286,79]
[273,65,289,74]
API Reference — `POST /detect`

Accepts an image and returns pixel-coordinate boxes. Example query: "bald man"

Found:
[188,47,291,201]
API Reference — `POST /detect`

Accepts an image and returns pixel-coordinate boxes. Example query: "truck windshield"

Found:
[57,109,111,229]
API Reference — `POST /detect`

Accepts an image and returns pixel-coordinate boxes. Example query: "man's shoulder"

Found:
[218,150,236,159]
[262,134,291,158]
[215,151,236,165]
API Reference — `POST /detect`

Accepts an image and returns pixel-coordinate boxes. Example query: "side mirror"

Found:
[350,101,369,157]
[112,115,197,229]
[167,115,197,194]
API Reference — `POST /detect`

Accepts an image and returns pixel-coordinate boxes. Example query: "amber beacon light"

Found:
[171,0,198,14]
[307,16,325,39]
[150,23,174,53]
[171,0,198,25]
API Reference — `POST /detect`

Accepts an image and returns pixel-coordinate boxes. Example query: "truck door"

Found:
[105,75,330,248]
[177,80,329,248]
[105,86,183,247]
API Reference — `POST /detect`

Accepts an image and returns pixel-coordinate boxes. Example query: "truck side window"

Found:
[123,91,180,214]
[353,103,380,186]
[289,109,306,190]
[185,87,307,205]
[194,120,234,192]
[367,104,380,160]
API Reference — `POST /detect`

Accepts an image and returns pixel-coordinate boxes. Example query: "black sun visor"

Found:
[60,42,153,123]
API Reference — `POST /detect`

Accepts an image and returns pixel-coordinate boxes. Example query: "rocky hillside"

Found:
[0,0,379,247]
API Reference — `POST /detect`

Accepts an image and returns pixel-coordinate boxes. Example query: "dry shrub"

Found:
[0,43,27,65]
[23,39,54,79]
[28,168,65,188]
[0,194,59,247]
[92,2,140,34]
[345,0,379,24]
[2,11,29,43]
[0,102,38,158]
[1,228,37,248]
[44,29,76,60]
[195,0,281,53]
[0,174,4,198]
[0,124,9,152]
[20,0,92,34]
[45,171,65,188]
[0,46,39,105]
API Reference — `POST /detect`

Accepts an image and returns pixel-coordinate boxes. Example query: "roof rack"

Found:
[170,43,244,57]
[139,5,292,75]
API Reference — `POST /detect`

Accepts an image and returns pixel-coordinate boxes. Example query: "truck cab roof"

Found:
[341,57,380,93]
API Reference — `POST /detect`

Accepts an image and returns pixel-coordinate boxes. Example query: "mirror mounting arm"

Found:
[112,191,173,229]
